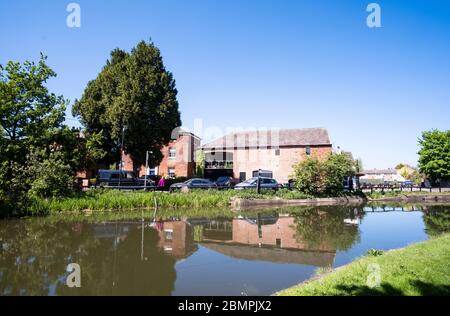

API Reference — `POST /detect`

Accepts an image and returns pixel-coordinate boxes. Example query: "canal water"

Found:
[0,204,449,296]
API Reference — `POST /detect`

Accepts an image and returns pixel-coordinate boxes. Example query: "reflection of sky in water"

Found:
[334,210,428,267]
[173,246,316,296]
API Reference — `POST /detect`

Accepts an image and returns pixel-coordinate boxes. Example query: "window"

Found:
[164,229,173,241]
[147,168,156,176]
[275,149,280,156]
[169,148,176,159]
[168,168,176,178]
[276,239,281,248]
[305,146,311,156]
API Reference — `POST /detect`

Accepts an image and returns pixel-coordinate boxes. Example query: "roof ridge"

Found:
[202,127,331,149]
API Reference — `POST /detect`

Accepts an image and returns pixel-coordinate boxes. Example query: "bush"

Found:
[367,249,384,256]
[323,153,355,195]
[292,158,326,195]
[0,161,31,217]
[28,151,75,199]
[291,153,355,196]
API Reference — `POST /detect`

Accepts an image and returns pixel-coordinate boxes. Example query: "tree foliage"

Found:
[293,206,362,251]
[72,40,182,171]
[195,149,205,177]
[292,157,325,195]
[292,153,355,196]
[0,55,79,215]
[418,129,450,182]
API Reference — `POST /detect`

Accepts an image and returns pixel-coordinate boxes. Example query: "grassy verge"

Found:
[277,234,450,296]
[28,188,450,216]
[29,188,315,215]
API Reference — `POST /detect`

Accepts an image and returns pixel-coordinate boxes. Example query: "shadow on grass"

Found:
[412,280,450,296]
[335,281,450,296]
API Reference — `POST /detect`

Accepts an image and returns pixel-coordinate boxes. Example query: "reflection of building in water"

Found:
[154,221,197,260]
[232,216,335,252]
[91,221,197,261]
[93,223,131,244]
[195,215,338,267]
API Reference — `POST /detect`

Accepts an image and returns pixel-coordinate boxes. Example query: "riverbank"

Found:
[232,192,450,210]
[28,189,312,216]
[276,233,450,296]
[23,189,450,216]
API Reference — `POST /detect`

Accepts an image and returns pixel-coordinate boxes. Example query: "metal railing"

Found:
[205,160,234,169]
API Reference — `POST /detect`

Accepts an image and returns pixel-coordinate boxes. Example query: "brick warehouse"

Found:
[122,129,201,178]
[201,128,332,184]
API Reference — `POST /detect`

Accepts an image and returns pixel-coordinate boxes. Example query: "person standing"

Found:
[158,177,166,191]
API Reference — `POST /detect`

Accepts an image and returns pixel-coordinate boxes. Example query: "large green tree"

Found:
[0,55,78,215]
[72,40,182,171]
[418,129,450,183]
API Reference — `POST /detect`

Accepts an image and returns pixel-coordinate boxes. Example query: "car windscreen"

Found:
[99,172,110,179]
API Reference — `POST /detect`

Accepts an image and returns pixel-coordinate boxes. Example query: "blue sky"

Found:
[1,0,449,169]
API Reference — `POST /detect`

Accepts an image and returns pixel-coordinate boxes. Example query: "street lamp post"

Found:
[144,150,153,191]
[118,126,125,188]
[257,168,261,194]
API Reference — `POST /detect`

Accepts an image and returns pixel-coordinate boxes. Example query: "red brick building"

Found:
[123,130,201,178]
[201,128,332,184]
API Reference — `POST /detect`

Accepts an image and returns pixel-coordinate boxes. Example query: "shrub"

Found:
[367,249,384,256]
[292,157,326,195]
[291,153,355,196]
[28,151,74,199]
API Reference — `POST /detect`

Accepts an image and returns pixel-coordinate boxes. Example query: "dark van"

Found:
[97,170,138,187]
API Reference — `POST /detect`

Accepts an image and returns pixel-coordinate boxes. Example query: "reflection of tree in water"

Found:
[0,218,99,295]
[422,205,450,237]
[0,219,177,296]
[293,206,363,251]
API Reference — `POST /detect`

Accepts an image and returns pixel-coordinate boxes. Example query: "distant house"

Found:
[122,129,201,178]
[360,168,405,183]
[201,128,332,183]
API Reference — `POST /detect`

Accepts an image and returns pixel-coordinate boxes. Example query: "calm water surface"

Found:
[0,204,449,296]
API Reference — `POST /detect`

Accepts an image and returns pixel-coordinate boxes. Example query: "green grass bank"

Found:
[25,189,450,217]
[277,234,450,296]
[29,188,313,215]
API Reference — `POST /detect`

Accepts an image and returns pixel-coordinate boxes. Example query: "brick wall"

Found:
[123,133,199,178]
[232,145,332,183]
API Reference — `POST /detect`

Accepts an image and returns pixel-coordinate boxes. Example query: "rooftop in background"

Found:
[361,169,398,175]
[171,127,201,141]
[202,128,331,150]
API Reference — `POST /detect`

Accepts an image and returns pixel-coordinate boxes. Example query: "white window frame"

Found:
[169,147,176,159]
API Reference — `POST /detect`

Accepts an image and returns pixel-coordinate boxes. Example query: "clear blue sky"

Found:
[1,0,449,169]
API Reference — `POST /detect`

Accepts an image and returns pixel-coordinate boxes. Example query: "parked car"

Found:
[97,169,138,187]
[169,178,218,192]
[421,180,432,188]
[401,180,414,188]
[234,177,279,191]
[280,180,295,189]
[136,176,156,189]
[214,176,236,189]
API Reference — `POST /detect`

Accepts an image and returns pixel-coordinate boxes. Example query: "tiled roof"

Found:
[202,128,331,149]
